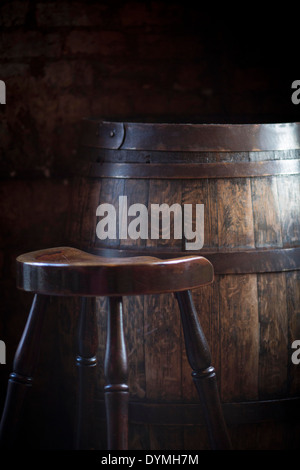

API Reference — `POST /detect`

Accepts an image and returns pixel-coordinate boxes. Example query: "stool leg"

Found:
[75,297,98,450]
[0,294,48,449]
[104,296,129,450]
[175,290,232,450]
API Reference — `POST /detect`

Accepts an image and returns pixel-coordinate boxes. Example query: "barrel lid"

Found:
[80,119,300,152]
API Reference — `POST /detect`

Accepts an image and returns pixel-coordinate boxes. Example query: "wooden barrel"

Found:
[67,119,300,450]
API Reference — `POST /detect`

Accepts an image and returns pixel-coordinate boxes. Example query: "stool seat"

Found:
[1,246,231,451]
[16,246,214,297]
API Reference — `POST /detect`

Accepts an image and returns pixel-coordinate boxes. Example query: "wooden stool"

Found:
[0,247,231,450]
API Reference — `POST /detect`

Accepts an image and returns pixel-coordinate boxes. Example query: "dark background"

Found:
[0,0,299,449]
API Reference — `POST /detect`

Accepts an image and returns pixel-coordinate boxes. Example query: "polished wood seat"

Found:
[0,246,231,450]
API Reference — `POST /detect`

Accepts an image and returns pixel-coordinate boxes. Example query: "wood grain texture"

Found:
[257,273,288,399]
[182,179,218,252]
[251,177,282,248]
[146,179,183,250]
[217,178,255,250]
[277,175,300,247]
[50,122,300,450]
[286,271,300,396]
[181,281,220,402]
[67,175,101,248]
[143,292,183,448]
[144,293,182,401]
[119,179,149,249]
[144,177,184,447]
[95,177,125,249]
[176,290,232,449]
[219,274,259,402]
[16,246,214,297]
[123,295,146,400]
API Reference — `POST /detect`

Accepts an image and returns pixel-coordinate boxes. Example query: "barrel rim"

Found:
[80,119,300,152]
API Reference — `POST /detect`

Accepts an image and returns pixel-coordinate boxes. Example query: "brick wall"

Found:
[0,0,298,449]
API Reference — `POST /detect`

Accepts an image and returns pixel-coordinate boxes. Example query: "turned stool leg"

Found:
[75,297,98,449]
[176,290,232,450]
[104,296,129,450]
[0,294,48,449]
